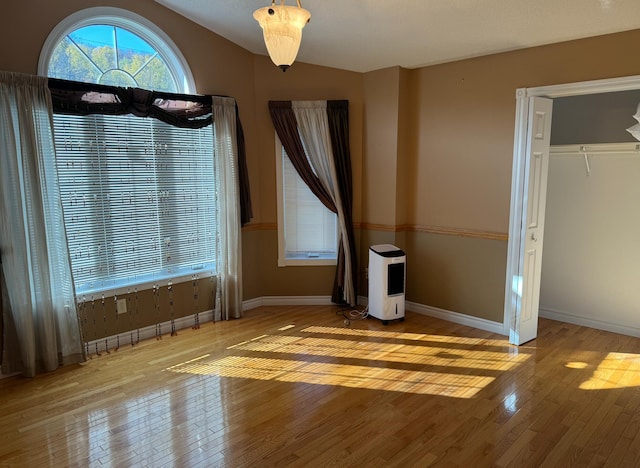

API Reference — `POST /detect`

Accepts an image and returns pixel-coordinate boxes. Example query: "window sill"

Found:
[277,258,337,267]
[75,269,216,300]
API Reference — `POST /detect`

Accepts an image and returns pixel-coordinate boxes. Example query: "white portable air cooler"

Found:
[368,244,406,324]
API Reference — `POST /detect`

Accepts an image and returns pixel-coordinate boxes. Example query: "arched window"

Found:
[38,7,195,93]
[37,9,215,296]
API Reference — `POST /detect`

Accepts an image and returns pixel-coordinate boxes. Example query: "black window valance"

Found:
[48,78,214,128]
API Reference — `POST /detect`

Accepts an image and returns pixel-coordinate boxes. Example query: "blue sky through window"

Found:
[51,23,177,92]
[69,25,156,56]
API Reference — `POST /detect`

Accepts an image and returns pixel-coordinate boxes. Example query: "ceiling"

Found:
[154,0,640,73]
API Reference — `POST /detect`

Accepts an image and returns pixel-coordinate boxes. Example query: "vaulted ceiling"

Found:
[155,0,640,73]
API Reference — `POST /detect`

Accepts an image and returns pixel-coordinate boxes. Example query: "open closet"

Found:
[539,89,640,337]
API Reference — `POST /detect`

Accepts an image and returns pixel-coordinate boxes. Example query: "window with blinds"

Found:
[275,137,337,266]
[53,113,216,295]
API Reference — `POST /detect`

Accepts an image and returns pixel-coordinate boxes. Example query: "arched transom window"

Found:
[39,7,194,93]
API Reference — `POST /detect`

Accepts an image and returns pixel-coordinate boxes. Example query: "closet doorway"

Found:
[504,74,640,345]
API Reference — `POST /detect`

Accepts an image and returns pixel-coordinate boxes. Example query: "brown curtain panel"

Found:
[326,100,358,304]
[268,100,357,305]
[268,101,336,212]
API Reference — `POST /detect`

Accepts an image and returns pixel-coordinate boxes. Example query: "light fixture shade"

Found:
[253,3,311,71]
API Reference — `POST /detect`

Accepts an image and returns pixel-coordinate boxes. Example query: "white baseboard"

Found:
[86,309,214,355]
[250,295,505,335]
[5,300,635,379]
[84,296,332,355]
[406,301,505,335]
[85,296,506,356]
[242,297,264,311]
[295,295,505,334]
[540,307,640,338]
[3,297,505,378]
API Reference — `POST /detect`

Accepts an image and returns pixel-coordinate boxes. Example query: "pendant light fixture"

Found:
[253,0,311,72]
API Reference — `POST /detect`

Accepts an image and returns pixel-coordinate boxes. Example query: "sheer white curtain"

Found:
[292,101,355,306]
[212,96,243,320]
[0,71,85,377]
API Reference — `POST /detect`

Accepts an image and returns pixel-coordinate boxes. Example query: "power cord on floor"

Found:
[337,305,369,327]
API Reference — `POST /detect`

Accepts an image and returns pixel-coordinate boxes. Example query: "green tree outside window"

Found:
[49,24,177,92]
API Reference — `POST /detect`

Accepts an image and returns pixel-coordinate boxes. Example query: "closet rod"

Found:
[551,144,640,156]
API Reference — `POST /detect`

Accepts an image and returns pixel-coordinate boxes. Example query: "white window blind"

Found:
[53,113,216,294]
[276,139,337,265]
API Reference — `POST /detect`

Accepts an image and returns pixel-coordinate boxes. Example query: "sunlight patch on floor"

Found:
[300,326,514,347]
[228,334,529,371]
[164,326,536,398]
[579,352,640,390]
[166,356,494,398]
[565,361,588,369]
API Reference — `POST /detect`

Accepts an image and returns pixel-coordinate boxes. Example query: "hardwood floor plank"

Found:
[1,306,640,467]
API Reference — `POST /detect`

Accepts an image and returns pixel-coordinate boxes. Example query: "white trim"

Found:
[38,6,195,93]
[63,296,505,368]
[274,133,287,267]
[246,295,504,334]
[523,74,640,99]
[86,309,214,355]
[274,133,338,267]
[5,297,631,379]
[280,258,338,267]
[407,301,505,335]
[505,73,640,345]
[87,296,332,354]
[242,297,264,311]
[540,307,640,339]
[503,89,530,340]
[83,296,330,355]
[76,270,215,301]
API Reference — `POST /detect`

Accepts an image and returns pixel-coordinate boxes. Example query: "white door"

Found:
[508,96,553,345]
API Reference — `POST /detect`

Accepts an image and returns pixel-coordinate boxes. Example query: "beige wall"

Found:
[3,0,640,328]
[362,67,401,227]
[400,29,640,321]
[409,30,640,234]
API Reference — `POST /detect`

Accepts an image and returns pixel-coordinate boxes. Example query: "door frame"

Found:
[504,74,640,344]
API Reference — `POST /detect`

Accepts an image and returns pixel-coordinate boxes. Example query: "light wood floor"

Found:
[1,306,640,467]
